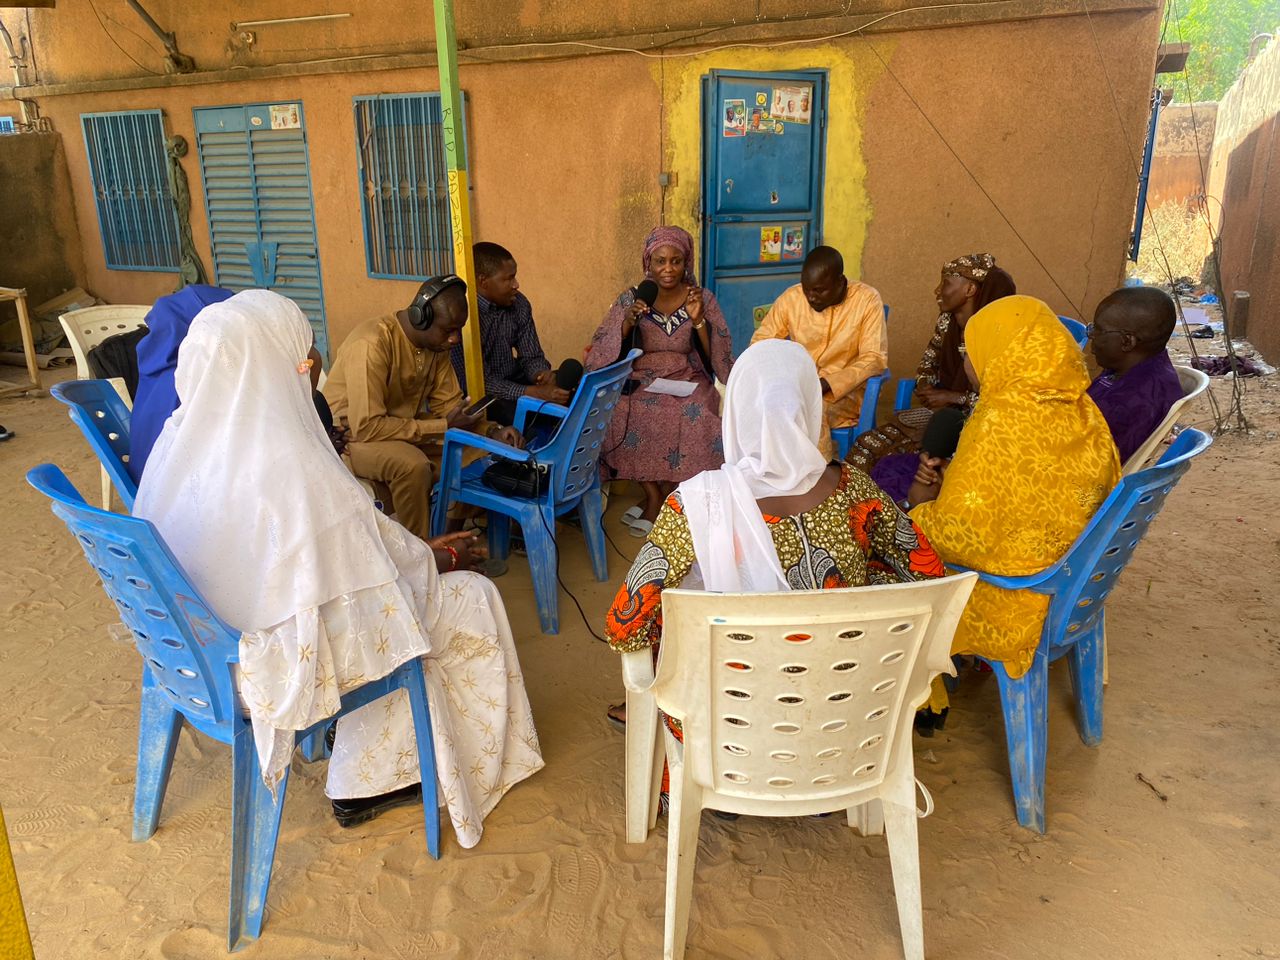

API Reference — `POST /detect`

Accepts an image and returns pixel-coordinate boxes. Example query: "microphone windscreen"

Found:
[555,358,584,391]
[634,279,659,307]
[920,407,966,460]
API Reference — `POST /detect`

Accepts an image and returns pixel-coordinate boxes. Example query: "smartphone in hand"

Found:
[463,394,498,417]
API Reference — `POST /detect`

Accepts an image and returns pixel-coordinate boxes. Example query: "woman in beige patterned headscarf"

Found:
[845,254,1015,501]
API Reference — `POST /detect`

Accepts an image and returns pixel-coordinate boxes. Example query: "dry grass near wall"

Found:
[1134,200,1215,284]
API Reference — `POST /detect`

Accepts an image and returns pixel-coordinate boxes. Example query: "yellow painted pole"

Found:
[0,806,35,960]
[433,0,484,397]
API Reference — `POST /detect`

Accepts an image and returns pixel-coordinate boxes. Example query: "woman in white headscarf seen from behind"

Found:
[603,338,946,731]
[134,289,543,846]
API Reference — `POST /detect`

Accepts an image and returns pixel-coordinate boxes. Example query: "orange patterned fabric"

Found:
[605,464,944,653]
[910,296,1120,678]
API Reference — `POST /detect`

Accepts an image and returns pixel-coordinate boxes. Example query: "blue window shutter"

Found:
[80,109,181,272]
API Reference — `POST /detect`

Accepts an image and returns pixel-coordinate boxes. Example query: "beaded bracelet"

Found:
[445,546,459,571]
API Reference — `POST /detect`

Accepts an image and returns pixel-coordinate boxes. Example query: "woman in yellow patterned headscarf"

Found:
[908,296,1120,716]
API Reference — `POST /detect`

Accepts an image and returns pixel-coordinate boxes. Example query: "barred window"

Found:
[81,110,180,271]
[353,93,462,280]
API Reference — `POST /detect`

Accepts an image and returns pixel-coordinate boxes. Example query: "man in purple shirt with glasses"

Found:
[1086,286,1184,464]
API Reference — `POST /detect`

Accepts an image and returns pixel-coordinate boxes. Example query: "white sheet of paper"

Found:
[644,378,698,398]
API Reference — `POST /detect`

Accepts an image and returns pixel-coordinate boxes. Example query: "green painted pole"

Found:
[433,0,484,396]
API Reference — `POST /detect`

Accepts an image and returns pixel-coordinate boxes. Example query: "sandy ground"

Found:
[1,357,1278,960]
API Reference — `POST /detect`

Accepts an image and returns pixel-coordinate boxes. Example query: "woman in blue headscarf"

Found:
[128,285,234,482]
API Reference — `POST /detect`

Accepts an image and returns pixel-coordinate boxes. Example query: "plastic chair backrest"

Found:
[531,348,639,502]
[651,576,976,807]
[27,464,241,729]
[50,379,139,510]
[1058,316,1088,347]
[58,305,150,380]
[1121,365,1210,476]
[1040,428,1211,648]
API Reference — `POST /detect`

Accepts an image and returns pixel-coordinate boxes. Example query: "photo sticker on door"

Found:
[723,99,747,137]
[783,226,805,260]
[753,304,771,329]
[770,85,813,125]
[269,104,301,130]
[760,226,782,262]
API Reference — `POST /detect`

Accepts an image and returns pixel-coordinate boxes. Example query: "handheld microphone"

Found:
[555,358,584,392]
[634,279,659,308]
[920,407,966,460]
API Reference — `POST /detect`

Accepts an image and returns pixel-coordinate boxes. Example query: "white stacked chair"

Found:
[1121,365,1209,475]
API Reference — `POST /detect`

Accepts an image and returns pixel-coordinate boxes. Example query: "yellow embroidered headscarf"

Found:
[911,296,1120,678]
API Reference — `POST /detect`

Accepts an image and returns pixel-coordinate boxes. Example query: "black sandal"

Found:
[331,783,423,828]
[913,707,948,738]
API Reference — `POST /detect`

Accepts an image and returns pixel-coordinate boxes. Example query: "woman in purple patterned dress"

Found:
[586,226,735,537]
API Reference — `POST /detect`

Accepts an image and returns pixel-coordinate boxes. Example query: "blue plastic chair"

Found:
[953,428,1211,833]
[1059,315,1088,347]
[892,313,1091,414]
[830,304,891,460]
[50,379,138,510]
[430,349,639,634]
[47,382,334,765]
[27,464,441,950]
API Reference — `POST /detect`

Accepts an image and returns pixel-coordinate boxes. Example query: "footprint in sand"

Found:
[548,847,605,943]
[10,804,88,839]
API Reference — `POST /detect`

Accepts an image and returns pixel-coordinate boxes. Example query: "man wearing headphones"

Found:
[323,276,523,542]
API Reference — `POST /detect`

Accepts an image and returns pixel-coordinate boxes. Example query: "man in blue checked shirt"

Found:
[450,242,580,428]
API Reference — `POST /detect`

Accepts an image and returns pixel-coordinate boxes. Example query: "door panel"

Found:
[701,70,827,355]
[194,103,329,356]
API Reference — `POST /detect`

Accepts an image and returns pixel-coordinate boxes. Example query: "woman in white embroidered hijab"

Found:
[134,290,542,847]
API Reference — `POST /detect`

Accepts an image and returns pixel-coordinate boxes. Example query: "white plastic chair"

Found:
[58,305,150,382]
[59,306,150,510]
[1120,366,1209,476]
[624,574,978,960]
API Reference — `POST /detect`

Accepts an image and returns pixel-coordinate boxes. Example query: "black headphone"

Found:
[406,274,467,331]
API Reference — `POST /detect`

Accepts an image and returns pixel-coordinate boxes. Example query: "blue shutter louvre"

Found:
[353,94,456,280]
[194,103,328,357]
[80,110,181,272]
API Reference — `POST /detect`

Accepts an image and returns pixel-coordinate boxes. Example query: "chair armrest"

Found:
[440,427,531,462]
[621,649,656,693]
[894,378,917,413]
[945,562,1058,592]
[513,396,570,435]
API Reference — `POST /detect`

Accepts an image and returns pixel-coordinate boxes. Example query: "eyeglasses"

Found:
[1084,322,1133,341]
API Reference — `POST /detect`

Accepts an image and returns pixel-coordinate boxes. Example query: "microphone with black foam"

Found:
[555,358,584,394]
[920,406,966,461]
[633,279,659,308]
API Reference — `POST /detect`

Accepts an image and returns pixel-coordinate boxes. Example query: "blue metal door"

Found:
[194,102,329,356]
[701,70,827,355]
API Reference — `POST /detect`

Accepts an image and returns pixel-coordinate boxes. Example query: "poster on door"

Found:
[723,99,747,137]
[753,304,772,329]
[783,226,805,260]
[759,226,782,262]
[770,85,812,124]
[269,104,301,130]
